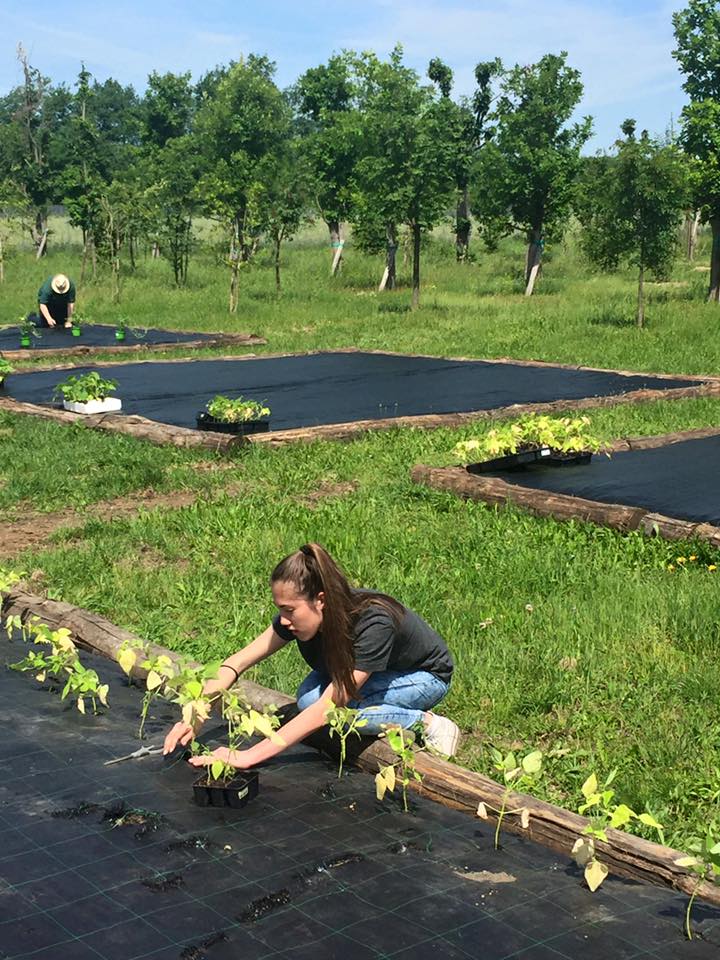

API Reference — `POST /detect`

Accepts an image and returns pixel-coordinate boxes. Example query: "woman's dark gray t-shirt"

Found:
[272,600,453,683]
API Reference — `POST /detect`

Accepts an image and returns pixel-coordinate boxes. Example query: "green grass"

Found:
[8,394,720,850]
[3,225,720,851]
[2,219,719,374]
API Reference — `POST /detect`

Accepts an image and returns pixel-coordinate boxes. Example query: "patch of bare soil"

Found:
[295,480,359,509]
[0,486,221,560]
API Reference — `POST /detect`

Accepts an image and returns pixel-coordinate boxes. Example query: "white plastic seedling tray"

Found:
[63,397,122,415]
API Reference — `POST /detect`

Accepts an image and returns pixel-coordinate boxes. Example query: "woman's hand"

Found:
[163,722,196,755]
[187,746,255,770]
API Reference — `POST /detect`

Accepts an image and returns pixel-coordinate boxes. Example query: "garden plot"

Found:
[413,430,720,547]
[2,632,719,960]
[0,323,265,360]
[0,351,709,443]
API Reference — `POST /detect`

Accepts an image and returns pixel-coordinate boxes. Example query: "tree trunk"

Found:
[709,216,720,303]
[274,235,281,294]
[229,219,240,314]
[637,264,645,328]
[328,220,344,275]
[524,227,543,296]
[378,225,398,292]
[35,229,48,260]
[456,188,471,262]
[0,235,4,283]
[685,209,700,261]
[80,236,89,284]
[411,222,421,309]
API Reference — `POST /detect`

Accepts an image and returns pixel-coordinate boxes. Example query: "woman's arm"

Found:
[163,625,288,753]
[189,669,372,769]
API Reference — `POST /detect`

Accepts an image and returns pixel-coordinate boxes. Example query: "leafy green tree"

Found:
[255,144,313,293]
[142,71,193,148]
[144,136,200,285]
[577,120,688,327]
[293,53,363,273]
[194,55,290,312]
[352,46,458,307]
[428,56,502,261]
[473,52,592,294]
[673,0,720,301]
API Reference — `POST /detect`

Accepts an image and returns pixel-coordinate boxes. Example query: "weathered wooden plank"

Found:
[2,585,717,906]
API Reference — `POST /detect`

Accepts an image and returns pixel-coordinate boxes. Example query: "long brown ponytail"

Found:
[271,543,403,700]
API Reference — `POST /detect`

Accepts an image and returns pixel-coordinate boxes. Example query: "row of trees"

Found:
[0,0,719,317]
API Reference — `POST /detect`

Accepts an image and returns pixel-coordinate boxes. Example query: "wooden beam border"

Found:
[411,426,720,548]
[0,330,266,362]
[1,584,716,906]
[2,372,718,453]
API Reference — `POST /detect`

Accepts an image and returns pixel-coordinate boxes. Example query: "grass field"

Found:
[2,222,720,851]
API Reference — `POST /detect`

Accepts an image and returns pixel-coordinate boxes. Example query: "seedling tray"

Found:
[63,397,123,415]
[192,770,259,808]
[196,412,270,435]
[467,448,593,474]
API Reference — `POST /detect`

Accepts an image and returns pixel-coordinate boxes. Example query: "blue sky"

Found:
[1,0,688,152]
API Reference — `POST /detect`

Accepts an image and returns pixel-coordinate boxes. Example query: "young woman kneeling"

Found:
[163,543,460,770]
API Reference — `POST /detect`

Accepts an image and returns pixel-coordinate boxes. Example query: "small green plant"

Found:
[454,414,603,463]
[674,822,720,940]
[10,621,109,714]
[53,371,118,404]
[0,356,12,382]
[572,770,664,892]
[476,747,543,849]
[116,316,129,333]
[325,703,369,778]
[206,395,271,423]
[375,726,422,812]
[191,691,283,785]
[0,566,22,597]
[71,313,90,331]
[17,314,39,339]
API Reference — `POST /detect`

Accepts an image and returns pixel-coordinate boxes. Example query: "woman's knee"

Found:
[295,671,327,711]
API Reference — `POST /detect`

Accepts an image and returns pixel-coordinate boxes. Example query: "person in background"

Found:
[36,274,76,328]
[163,542,460,769]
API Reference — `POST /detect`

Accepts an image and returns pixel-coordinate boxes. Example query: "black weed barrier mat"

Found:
[0,324,221,353]
[483,434,720,527]
[2,352,701,432]
[2,633,719,959]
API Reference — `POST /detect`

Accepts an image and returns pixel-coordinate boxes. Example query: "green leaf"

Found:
[521,750,542,775]
[585,859,609,892]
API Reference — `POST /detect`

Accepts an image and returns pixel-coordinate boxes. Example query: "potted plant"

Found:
[115,316,129,342]
[0,356,12,388]
[71,314,90,338]
[196,395,271,435]
[53,371,122,415]
[454,414,603,474]
[190,691,282,809]
[17,314,39,349]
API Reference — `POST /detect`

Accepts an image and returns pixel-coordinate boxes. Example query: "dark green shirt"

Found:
[272,597,454,683]
[38,277,76,320]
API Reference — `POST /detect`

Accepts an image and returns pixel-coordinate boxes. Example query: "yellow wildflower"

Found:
[676,557,687,564]
[708,565,717,572]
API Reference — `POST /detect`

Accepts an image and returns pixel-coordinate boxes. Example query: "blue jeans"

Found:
[296,669,449,734]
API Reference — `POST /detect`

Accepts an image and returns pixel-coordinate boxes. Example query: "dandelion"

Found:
[676,557,687,565]
[667,564,675,572]
[708,565,717,572]
[689,555,697,561]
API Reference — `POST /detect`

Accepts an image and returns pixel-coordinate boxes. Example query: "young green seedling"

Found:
[325,702,369,778]
[674,824,720,940]
[572,770,664,892]
[376,726,422,812]
[476,748,543,849]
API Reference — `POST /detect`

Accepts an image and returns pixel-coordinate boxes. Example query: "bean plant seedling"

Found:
[375,726,422,812]
[674,821,720,940]
[53,371,119,404]
[476,747,543,849]
[325,702,369,778]
[10,621,109,714]
[572,770,664,892]
[192,692,283,785]
[205,395,271,423]
[454,413,603,463]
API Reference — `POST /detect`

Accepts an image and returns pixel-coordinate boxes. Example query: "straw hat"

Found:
[51,274,70,294]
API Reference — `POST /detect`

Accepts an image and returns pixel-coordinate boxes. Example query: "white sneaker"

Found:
[424,713,460,758]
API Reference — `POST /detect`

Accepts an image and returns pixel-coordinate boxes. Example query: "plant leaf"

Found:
[146,670,163,691]
[521,750,543,775]
[581,773,598,800]
[477,801,488,820]
[118,648,137,675]
[585,859,609,892]
[520,807,530,829]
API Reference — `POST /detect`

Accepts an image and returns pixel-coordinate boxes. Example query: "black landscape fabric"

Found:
[3,352,701,431]
[484,435,720,527]
[0,323,217,351]
[2,633,720,959]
